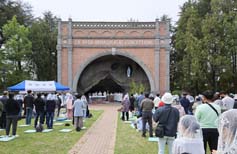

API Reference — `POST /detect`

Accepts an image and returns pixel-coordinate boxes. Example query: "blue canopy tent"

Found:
[8,80,70,92]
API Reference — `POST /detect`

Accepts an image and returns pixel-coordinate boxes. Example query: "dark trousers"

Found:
[142,111,153,137]
[202,128,219,154]
[42,111,46,124]
[57,106,61,117]
[25,107,33,125]
[0,112,6,128]
[6,115,18,136]
[34,111,44,128]
[46,112,54,129]
[122,112,129,121]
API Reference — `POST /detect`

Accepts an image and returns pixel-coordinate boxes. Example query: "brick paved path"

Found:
[68,103,120,154]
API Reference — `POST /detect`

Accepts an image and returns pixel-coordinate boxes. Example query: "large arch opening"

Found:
[76,55,151,94]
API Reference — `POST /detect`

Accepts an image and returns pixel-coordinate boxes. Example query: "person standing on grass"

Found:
[172,115,204,154]
[24,90,34,125]
[141,93,154,137]
[5,93,20,137]
[33,93,45,128]
[121,94,130,121]
[195,90,221,154]
[212,109,237,154]
[46,94,56,129]
[180,92,190,114]
[66,93,73,119]
[81,95,88,118]
[153,92,180,154]
[0,91,8,129]
[73,94,85,131]
[0,100,2,113]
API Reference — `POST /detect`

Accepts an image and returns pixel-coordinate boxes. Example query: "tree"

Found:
[29,11,57,80]
[1,16,32,86]
[0,0,33,28]
[172,0,237,93]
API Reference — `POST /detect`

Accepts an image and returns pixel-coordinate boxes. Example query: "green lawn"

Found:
[0,110,103,154]
[114,115,158,154]
[114,114,212,154]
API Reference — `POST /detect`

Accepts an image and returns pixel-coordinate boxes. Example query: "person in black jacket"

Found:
[0,91,8,129]
[24,90,34,125]
[5,93,20,137]
[33,93,45,128]
[46,94,56,129]
[153,92,179,154]
[180,92,190,114]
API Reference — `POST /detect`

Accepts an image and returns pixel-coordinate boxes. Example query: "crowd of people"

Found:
[0,90,90,137]
[119,90,237,154]
[1,88,237,154]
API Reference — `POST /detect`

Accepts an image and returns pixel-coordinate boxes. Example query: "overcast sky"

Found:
[21,0,187,23]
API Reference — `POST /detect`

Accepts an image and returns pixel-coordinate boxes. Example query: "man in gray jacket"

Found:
[73,94,85,131]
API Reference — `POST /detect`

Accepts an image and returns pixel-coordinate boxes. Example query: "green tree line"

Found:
[0,0,57,91]
[0,0,236,94]
[171,0,237,94]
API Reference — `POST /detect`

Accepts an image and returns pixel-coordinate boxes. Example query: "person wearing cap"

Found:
[195,90,221,154]
[153,92,180,154]
[140,93,154,137]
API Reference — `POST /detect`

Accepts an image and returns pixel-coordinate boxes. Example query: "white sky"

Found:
[21,0,187,23]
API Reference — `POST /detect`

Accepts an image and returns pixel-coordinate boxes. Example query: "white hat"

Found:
[161,92,174,104]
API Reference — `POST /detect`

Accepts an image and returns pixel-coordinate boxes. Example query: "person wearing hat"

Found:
[153,92,180,154]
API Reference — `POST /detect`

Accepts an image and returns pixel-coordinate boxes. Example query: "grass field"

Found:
[114,114,212,154]
[0,110,103,154]
[114,115,159,154]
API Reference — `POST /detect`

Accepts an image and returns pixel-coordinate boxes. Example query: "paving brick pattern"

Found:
[68,103,120,154]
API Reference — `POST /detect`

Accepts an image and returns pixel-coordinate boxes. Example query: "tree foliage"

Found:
[1,16,32,87]
[29,11,57,81]
[0,0,33,28]
[129,80,145,94]
[172,0,237,94]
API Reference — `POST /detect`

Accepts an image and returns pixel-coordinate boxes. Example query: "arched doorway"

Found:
[76,55,151,94]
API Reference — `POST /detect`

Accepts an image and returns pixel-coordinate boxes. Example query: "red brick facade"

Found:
[57,19,170,94]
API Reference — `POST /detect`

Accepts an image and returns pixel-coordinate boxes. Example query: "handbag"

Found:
[155,108,172,138]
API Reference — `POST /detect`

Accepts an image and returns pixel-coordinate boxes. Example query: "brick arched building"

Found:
[57,19,170,94]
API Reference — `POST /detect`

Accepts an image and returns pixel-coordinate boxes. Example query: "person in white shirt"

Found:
[153,94,161,110]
